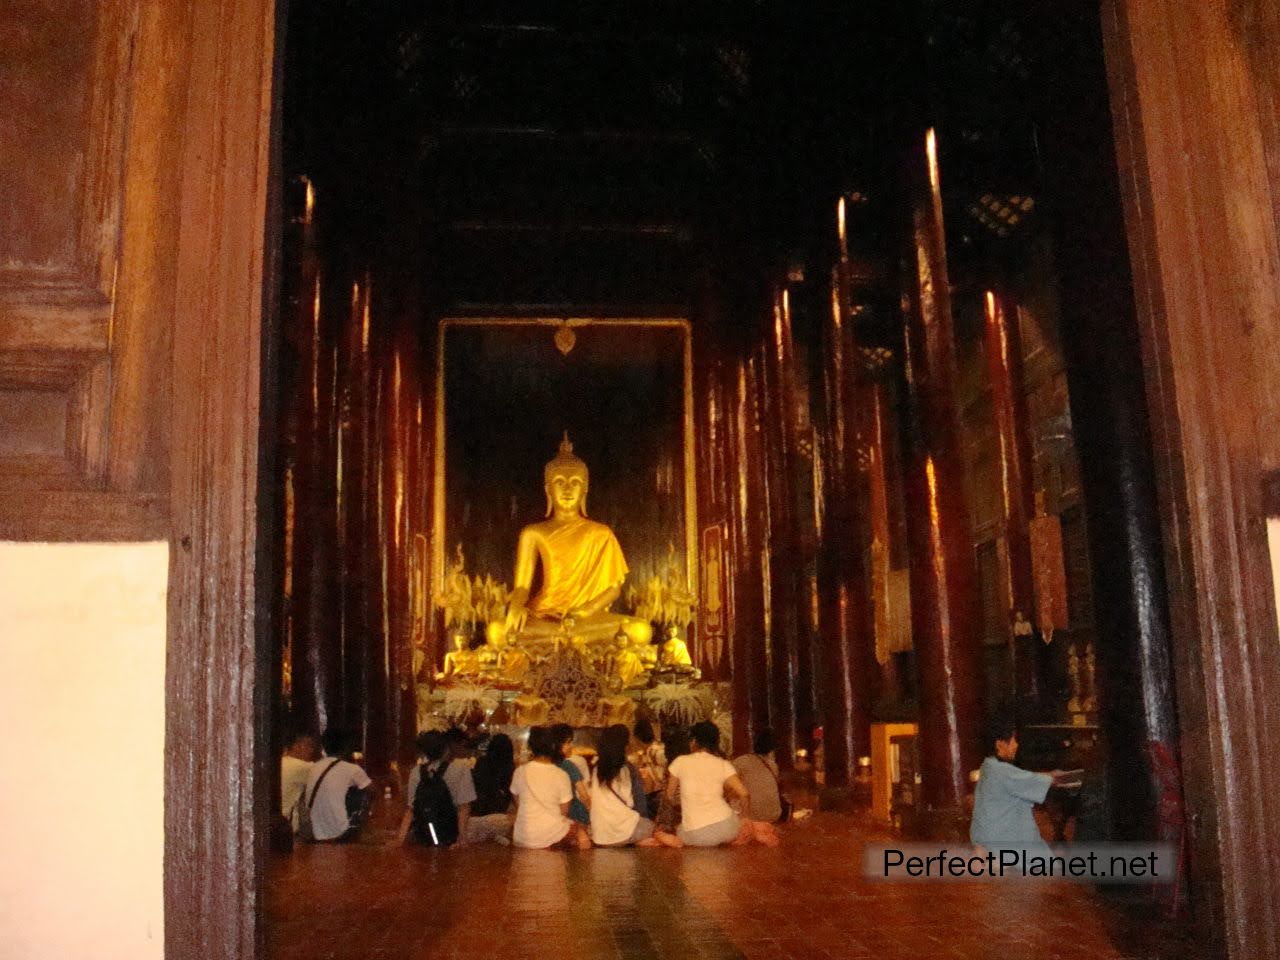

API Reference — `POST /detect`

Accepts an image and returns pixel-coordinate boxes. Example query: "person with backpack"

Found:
[299,728,374,843]
[399,730,470,846]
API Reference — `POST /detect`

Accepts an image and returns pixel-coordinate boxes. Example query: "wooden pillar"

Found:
[289,220,342,737]
[814,264,878,786]
[759,313,800,765]
[692,269,736,688]
[981,290,1040,712]
[339,275,377,760]
[1031,4,1181,845]
[900,130,984,815]
[381,331,410,771]
[1095,0,1280,948]
[731,354,772,746]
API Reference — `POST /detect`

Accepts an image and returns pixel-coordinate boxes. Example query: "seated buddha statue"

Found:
[436,633,481,683]
[609,629,648,689]
[497,435,653,650]
[658,624,697,674]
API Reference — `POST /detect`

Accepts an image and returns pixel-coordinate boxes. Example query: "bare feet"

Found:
[573,825,592,850]
[655,831,683,848]
[635,837,661,847]
[750,821,781,847]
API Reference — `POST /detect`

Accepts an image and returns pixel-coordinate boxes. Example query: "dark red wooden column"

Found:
[900,131,984,817]
[814,257,879,787]
[758,304,802,765]
[1031,5,1181,842]
[727,355,771,752]
[982,290,1040,711]
[339,275,376,761]
[286,199,342,739]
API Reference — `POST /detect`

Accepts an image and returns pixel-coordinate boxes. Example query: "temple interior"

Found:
[8,0,1280,956]
[259,1,1208,957]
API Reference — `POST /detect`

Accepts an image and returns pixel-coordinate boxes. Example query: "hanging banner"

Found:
[699,523,730,678]
[1029,509,1070,641]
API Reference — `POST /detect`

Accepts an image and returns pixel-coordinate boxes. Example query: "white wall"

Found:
[0,542,167,960]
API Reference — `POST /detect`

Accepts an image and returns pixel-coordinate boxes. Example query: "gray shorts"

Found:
[597,817,656,847]
[627,817,656,844]
[678,814,742,847]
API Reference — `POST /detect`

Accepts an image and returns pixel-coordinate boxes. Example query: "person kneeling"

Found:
[969,714,1072,856]
[666,722,778,847]
[587,725,681,848]
[511,726,591,850]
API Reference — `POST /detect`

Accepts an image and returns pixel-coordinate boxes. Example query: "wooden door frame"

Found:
[164,0,281,956]
[1100,2,1280,955]
[172,1,1280,958]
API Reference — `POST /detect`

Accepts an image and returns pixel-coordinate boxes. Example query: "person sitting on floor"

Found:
[585,724,681,848]
[471,732,516,819]
[443,725,473,763]
[666,721,779,847]
[550,723,591,830]
[732,728,785,824]
[511,726,591,850]
[281,728,319,833]
[400,730,511,846]
[653,725,689,835]
[301,728,374,843]
[630,717,666,813]
[969,714,1071,854]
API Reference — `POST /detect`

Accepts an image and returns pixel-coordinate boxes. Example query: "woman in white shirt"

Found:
[665,721,779,847]
[511,726,591,850]
[585,725,681,848]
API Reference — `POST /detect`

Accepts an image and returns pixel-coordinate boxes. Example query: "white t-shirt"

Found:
[668,752,737,832]
[303,758,372,841]
[589,768,641,846]
[281,755,314,828]
[510,760,572,848]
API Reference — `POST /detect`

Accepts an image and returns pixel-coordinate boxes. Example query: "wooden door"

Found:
[0,2,278,958]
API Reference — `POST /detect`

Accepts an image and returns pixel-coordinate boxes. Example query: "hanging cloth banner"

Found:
[885,567,913,657]
[1029,510,1069,642]
[698,523,730,679]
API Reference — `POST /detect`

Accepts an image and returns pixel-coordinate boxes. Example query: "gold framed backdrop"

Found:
[432,318,698,618]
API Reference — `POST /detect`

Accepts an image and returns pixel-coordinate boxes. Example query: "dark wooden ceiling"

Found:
[285,0,1044,317]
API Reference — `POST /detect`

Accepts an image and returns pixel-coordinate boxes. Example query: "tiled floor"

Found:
[267,811,1196,960]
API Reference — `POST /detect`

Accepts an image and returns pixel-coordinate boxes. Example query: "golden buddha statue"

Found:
[497,435,653,649]
[658,624,695,671]
[610,629,648,689]
[437,633,481,682]
[497,639,532,685]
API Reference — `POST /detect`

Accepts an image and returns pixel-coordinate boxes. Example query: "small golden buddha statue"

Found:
[497,434,653,649]
[610,629,647,689]
[437,633,481,682]
[658,625,695,670]
[512,693,549,727]
[499,646,532,685]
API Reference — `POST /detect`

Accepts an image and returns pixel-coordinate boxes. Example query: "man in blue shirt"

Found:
[970,715,1068,854]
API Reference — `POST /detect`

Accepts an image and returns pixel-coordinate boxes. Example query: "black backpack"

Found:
[412,760,459,846]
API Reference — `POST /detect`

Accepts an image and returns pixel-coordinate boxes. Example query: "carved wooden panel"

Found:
[0,0,174,538]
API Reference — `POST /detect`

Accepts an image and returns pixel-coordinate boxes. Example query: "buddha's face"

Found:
[546,470,587,516]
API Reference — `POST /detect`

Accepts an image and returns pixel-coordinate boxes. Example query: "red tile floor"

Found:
[267,810,1197,960]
